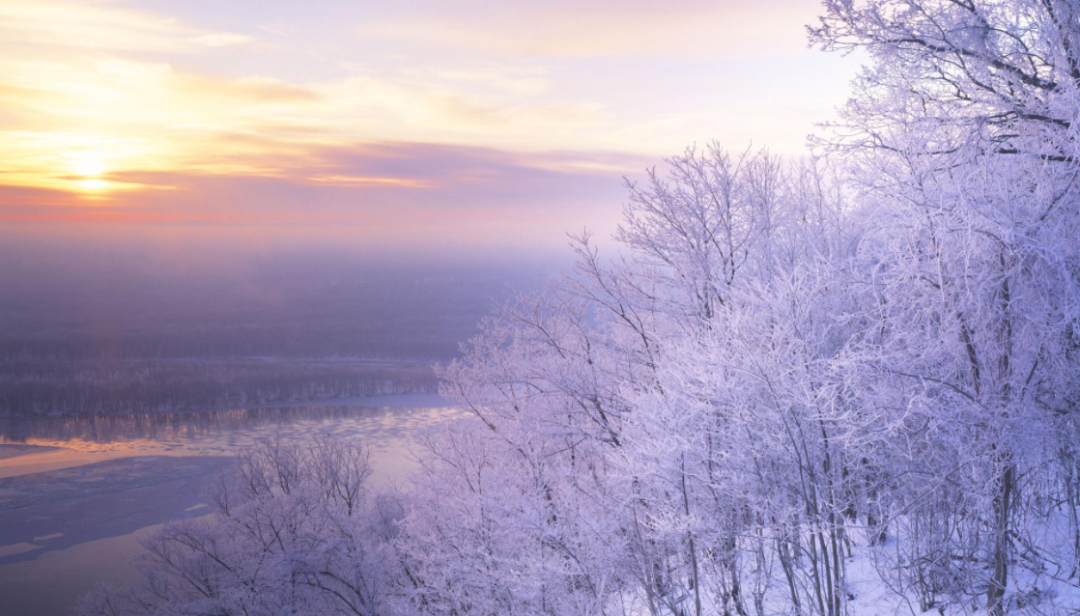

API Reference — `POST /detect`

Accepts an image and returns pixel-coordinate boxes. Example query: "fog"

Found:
[0,224,572,416]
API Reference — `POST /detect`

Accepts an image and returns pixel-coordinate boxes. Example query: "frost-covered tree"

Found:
[812,2,1080,614]
[390,147,864,616]
[78,437,394,616]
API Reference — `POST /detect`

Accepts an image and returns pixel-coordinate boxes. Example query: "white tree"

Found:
[396,147,863,616]
[813,2,1080,613]
[77,437,392,616]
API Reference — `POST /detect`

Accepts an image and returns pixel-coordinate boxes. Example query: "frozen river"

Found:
[0,394,458,616]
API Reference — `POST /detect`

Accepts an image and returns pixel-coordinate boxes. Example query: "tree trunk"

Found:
[987,460,1015,616]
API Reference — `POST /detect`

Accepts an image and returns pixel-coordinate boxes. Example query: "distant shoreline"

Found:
[0,390,451,423]
[0,443,60,460]
[222,391,451,412]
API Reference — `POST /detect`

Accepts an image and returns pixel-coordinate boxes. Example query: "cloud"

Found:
[0,50,626,197]
[179,76,322,104]
[187,32,253,48]
[0,0,252,54]
[0,141,646,251]
[358,0,820,60]
[0,0,859,253]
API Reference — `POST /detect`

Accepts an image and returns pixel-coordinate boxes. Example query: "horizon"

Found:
[0,0,859,258]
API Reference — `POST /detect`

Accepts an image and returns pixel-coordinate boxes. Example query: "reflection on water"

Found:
[0,395,455,451]
[3,406,420,447]
[0,395,461,480]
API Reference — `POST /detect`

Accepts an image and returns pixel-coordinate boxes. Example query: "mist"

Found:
[0,223,575,417]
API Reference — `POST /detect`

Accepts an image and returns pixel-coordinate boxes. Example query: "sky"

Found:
[0,0,859,257]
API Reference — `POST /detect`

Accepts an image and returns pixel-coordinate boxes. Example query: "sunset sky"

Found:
[0,0,858,255]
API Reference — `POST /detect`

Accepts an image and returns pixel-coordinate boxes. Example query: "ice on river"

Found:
[0,393,460,616]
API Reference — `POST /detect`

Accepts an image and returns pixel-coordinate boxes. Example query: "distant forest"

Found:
[0,259,547,417]
[0,359,437,418]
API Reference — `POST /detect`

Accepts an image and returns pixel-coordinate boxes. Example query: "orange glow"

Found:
[307,175,438,189]
[0,0,857,226]
[75,178,109,193]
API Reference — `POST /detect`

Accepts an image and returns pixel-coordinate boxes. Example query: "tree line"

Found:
[0,360,436,417]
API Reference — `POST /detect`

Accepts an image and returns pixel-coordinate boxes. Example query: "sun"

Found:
[65,152,112,194]
[71,157,107,178]
[76,178,109,192]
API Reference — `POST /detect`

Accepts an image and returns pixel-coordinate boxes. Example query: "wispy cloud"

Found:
[358,0,819,59]
[0,1,251,53]
[0,141,645,251]
[0,0,858,252]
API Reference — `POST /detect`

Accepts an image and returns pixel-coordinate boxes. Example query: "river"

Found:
[0,394,458,616]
